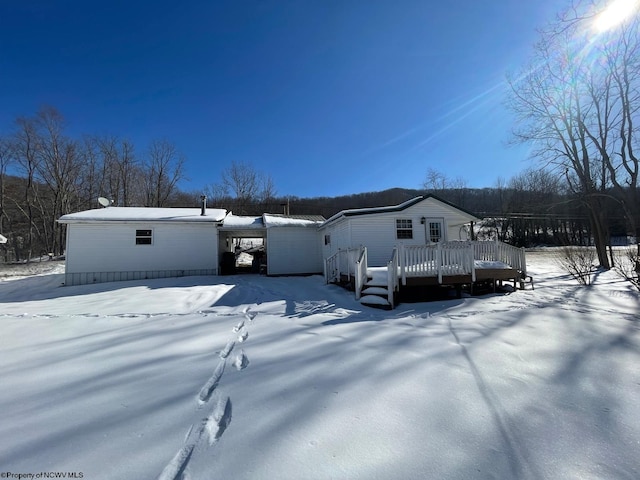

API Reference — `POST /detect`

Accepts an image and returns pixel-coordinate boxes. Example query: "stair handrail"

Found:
[324,250,340,284]
[387,247,399,308]
[325,246,363,284]
[354,246,368,300]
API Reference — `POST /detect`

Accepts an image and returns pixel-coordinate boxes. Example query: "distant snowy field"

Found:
[1,251,639,480]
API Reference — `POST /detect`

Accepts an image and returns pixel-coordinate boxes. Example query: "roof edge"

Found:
[320,194,480,228]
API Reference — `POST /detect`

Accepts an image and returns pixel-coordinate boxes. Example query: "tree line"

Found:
[0,106,187,261]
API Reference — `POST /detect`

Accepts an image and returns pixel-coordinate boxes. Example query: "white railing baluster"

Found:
[355,246,368,300]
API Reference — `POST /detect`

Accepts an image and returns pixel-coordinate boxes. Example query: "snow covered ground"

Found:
[0,251,638,480]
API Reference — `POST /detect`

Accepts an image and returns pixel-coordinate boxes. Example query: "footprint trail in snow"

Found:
[157,310,258,479]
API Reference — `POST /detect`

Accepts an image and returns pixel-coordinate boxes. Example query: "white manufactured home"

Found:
[59,207,227,286]
[58,206,325,286]
[319,195,479,266]
[59,195,529,308]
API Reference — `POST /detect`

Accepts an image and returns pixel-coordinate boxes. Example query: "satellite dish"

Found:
[98,197,111,207]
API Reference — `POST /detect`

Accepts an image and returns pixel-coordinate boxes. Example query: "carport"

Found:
[217,215,266,274]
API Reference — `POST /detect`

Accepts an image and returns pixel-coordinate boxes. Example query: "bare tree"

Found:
[203,182,230,206]
[77,135,104,211]
[32,107,83,255]
[12,115,41,260]
[423,167,449,191]
[142,139,186,207]
[423,167,469,206]
[220,161,259,214]
[95,136,141,206]
[0,136,12,240]
[258,173,277,205]
[507,0,640,268]
[587,7,640,262]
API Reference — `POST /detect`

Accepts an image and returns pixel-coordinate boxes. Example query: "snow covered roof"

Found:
[0,233,6,244]
[221,214,264,229]
[263,214,325,228]
[321,194,480,227]
[58,207,227,223]
[218,213,324,230]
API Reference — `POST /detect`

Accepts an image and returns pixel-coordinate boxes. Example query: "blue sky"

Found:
[0,0,560,198]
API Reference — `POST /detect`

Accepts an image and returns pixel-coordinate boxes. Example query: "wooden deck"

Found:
[325,240,530,307]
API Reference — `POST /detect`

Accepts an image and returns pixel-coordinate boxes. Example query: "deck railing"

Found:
[401,244,439,281]
[472,240,498,262]
[439,242,475,282]
[325,246,364,284]
[472,240,526,274]
[399,240,525,285]
[400,241,476,285]
[497,241,527,276]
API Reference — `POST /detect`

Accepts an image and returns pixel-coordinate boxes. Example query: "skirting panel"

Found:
[64,269,218,286]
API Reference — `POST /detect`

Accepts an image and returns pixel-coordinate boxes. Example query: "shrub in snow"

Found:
[557,246,597,286]
[614,247,640,292]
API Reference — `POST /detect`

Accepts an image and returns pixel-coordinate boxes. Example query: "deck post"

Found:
[469,242,476,282]
[437,242,443,284]
[400,243,407,286]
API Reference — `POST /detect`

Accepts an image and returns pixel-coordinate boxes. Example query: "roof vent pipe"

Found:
[200,195,207,216]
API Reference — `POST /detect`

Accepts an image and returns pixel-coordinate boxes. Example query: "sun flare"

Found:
[594,0,639,32]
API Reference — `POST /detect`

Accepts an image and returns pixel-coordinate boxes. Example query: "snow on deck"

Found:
[474,260,512,269]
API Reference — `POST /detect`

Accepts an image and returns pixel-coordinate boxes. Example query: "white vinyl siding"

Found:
[267,227,322,275]
[321,220,350,261]
[348,216,400,266]
[65,222,218,282]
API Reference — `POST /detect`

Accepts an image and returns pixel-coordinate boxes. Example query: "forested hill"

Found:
[245,186,544,220]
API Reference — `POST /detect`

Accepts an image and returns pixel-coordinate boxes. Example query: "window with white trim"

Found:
[135,229,153,245]
[396,219,413,239]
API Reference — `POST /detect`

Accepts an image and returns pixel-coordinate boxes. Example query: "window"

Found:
[428,222,442,243]
[396,219,413,239]
[324,234,331,245]
[136,229,153,245]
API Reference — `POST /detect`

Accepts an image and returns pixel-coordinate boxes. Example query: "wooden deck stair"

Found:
[359,272,392,308]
